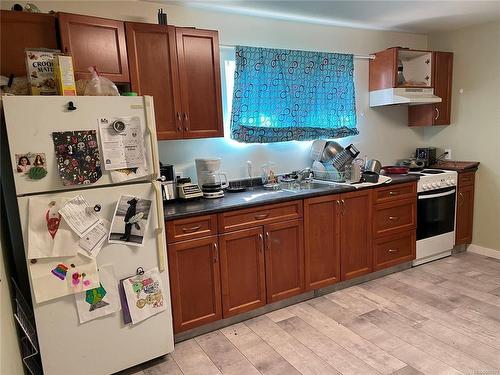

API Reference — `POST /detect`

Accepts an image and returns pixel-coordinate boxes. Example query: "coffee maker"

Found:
[195,158,229,199]
[159,163,176,201]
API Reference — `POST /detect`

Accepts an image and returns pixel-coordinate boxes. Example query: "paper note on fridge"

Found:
[78,220,109,258]
[74,265,120,324]
[59,195,100,237]
[28,197,79,259]
[98,116,146,171]
[29,253,99,303]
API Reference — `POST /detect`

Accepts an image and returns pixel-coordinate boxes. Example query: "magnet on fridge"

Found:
[112,120,126,133]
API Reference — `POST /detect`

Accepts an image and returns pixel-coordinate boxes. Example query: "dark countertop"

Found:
[164,174,419,221]
[429,161,480,173]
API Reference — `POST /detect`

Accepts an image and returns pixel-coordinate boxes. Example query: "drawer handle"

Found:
[259,233,264,253]
[255,213,270,220]
[388,216,400,221]
[182,225,201,232]
[388,191,399,196]
[213,243,218,263]
[388,249,398,253]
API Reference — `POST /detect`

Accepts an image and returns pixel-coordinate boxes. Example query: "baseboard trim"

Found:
[467,244,500,259]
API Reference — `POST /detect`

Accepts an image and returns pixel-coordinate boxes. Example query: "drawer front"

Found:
[219,200,303,232]
[374,182,416,204]
[167,214,217,243]
[374,199,416,238]
[374,231,416,271]
[458,172,475,187]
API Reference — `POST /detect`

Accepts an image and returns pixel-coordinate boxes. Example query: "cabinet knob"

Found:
[388,216,400,221]
[388,249,398,253]
[435,107,440,120]
[388,191,398,196]
[258,233,264,253]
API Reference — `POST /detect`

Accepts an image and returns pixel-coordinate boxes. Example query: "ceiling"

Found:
[161,0,500,33]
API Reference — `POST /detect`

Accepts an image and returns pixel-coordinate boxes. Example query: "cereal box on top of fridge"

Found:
[25,48,60,95]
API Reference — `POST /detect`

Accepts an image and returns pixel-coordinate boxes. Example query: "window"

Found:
[221,45,358,144]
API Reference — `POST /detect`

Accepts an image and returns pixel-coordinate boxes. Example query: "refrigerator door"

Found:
[17,182,173,375]
[3,96,160,196]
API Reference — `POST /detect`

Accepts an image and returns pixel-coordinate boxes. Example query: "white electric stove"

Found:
[410,169,458,265]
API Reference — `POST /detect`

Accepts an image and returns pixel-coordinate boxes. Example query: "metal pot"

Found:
[364,159,382,174]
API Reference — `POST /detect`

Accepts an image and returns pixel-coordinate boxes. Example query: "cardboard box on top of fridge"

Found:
[53,54,77,96]
[25,48,60,95]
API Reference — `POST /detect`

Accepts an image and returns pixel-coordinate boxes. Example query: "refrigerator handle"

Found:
[144,96,161,179]
[153,181,166,272]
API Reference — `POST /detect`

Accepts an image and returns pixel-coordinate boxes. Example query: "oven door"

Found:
[417,187,456,240]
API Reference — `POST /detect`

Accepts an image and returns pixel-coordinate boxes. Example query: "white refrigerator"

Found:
[3,96,174,375]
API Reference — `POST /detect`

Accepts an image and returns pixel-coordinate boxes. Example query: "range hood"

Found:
[369,87,442,107]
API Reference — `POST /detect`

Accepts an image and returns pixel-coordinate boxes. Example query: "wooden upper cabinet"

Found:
[58,12,129,82]
[219,228,266,317]
[456,172,475,245]
[340,190,373,280]
[0,10,58,77]
[126,23,182,139]
[167,236,222,333]
[176,28,223,139]
[369,48,397,91]
[304,195,341,290]
[408,51,453,127]
[264,219,304,302]
[433,51,453,125]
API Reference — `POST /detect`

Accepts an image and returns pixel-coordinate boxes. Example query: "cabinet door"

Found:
[264,219,304,302]
[1,10,58,77]
[176,28,223,138]
[340,190,373,280]
[168,236,222,333]
[126,23,182,140]
[433,51,453,126]
[219,228,266,317]
[408,51,453,127]
[456,185,474,245]
[304,195,341,290]
[58,13,129,82]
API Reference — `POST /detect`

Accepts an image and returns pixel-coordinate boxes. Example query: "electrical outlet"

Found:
[444,149,452,160]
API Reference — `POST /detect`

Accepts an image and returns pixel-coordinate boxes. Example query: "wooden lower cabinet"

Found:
[340,190,373,280]
[167,236,221,333]
[219,228,266,317]
[456,183,475,245]
[304,195,341,290]
[265,219,305,302]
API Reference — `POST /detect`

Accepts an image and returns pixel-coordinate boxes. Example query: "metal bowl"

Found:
[320,141,344,162]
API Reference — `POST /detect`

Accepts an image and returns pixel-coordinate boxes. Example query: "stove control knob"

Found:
[432,183,439,188]
[451,179,456,185]
[423,184,430,190]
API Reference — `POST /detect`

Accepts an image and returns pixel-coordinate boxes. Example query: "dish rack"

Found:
[312,168,346,182]
[12,279,42,375]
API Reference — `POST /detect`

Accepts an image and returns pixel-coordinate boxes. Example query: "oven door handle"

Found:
[418,189,456,200]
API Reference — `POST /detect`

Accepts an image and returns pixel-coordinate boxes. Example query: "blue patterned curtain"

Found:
[230,45,358,143]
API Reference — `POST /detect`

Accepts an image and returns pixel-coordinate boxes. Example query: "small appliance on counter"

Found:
[416,147,437,167]
[176,177,203,200]
[195,158,229,199]
[159,163,176,201]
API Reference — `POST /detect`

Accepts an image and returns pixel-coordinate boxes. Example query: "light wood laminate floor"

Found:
[121,252,500,375]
